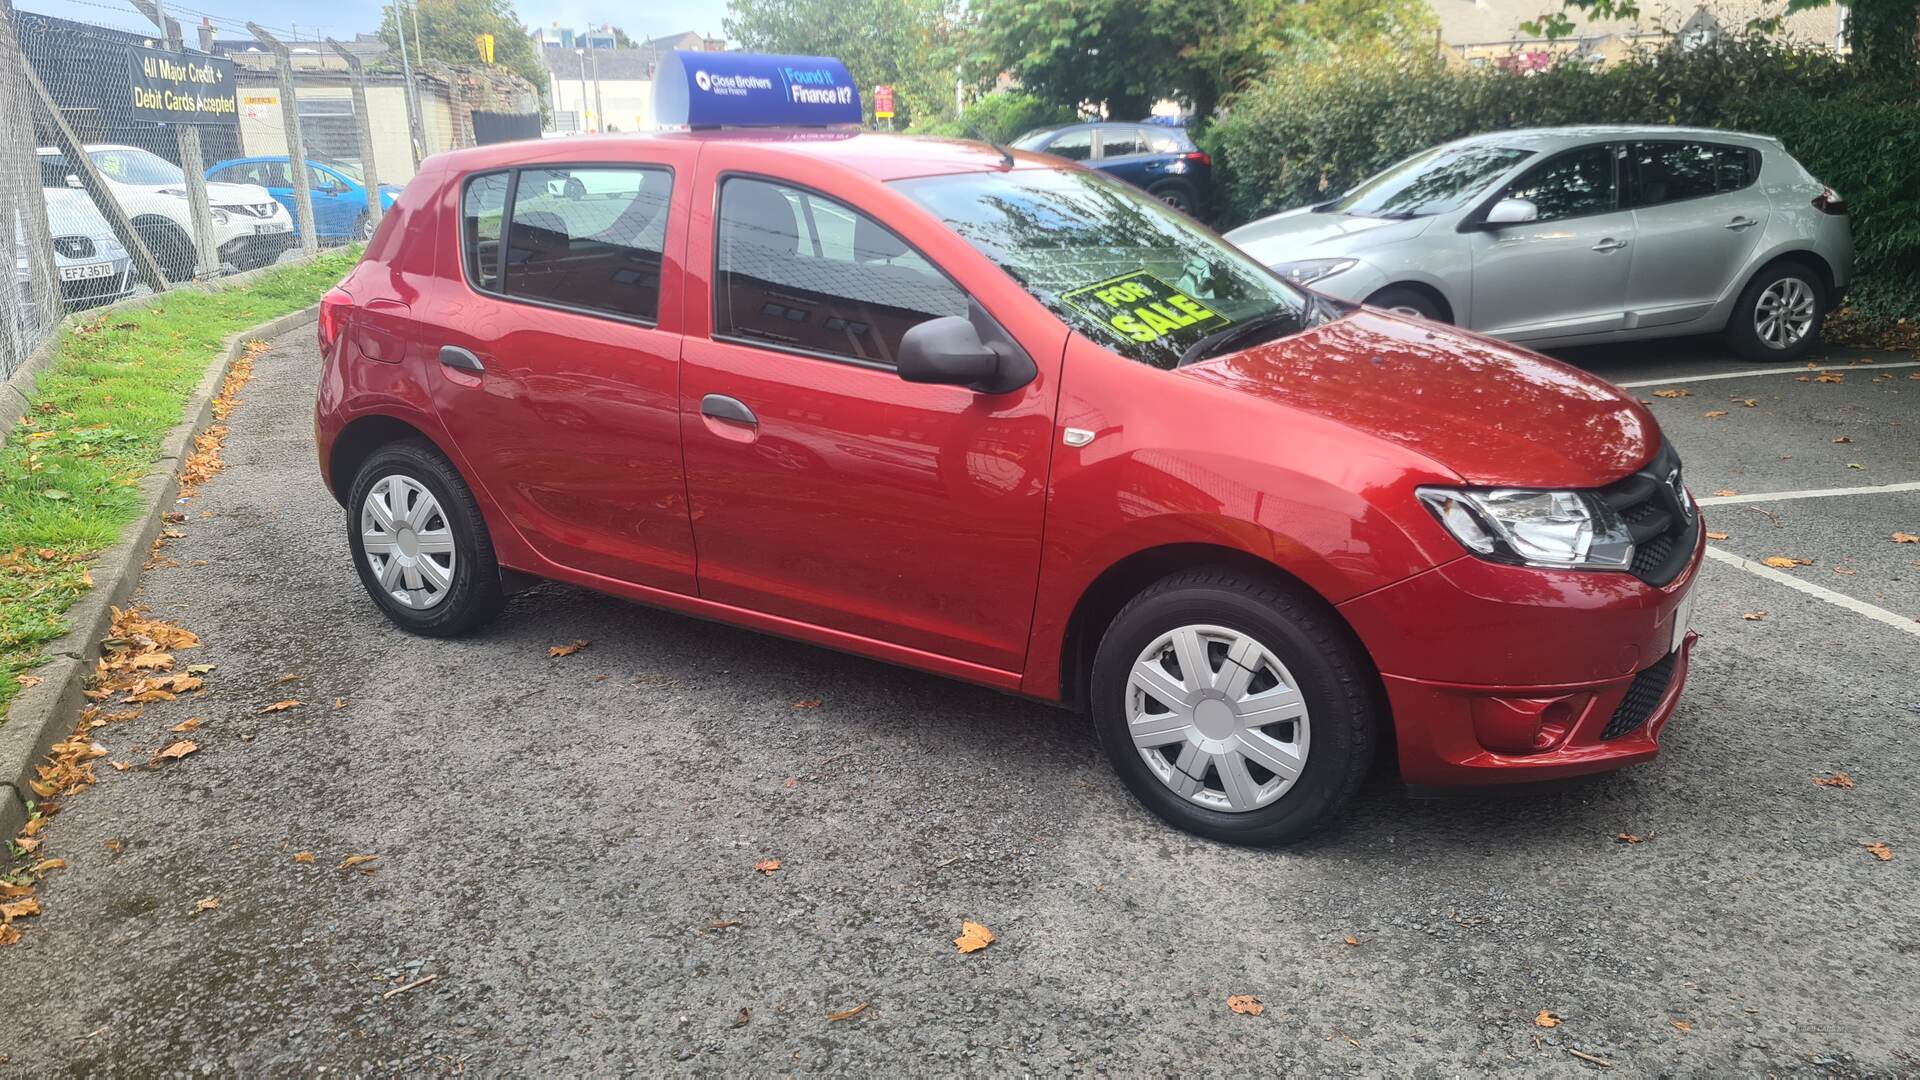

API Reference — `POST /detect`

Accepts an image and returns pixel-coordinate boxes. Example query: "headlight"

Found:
[211,209,230,226]
[1417,487,1634,570]
[1270,258,1357,286]
[159,187,187,199]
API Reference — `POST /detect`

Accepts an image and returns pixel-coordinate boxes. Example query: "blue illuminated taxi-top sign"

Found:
[653,50,863,129]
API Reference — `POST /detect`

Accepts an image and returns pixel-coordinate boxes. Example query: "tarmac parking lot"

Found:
[0,326,1915,1075]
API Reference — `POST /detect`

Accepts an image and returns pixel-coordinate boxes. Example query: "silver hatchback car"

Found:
[1225,126,1854,360]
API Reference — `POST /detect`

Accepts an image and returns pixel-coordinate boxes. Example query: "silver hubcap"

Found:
[1126,624,1311,813]
[361,475,456,610]
[1754,277,1815,349]
[1389,304,1427,319]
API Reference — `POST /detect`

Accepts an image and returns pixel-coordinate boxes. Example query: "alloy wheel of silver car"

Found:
[1126,623,1312,813]
[360,474,457,610]
[1753,276,1817,350]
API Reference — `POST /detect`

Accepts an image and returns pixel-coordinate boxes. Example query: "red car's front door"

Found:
[420,154,699,593]
[677,162,1064,674]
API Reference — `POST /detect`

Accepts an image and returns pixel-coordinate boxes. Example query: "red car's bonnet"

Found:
[1180,308,1659,489]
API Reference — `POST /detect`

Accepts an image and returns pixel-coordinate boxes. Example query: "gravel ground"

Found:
[0,328,1915,1076]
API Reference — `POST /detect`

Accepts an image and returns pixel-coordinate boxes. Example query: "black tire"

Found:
[1724,260,1826,362]
[1089,569,1378,846]
[344,439,504,637]
[1365,285,1448,323]
[1148,180,1197,214]
[134,218,196,282]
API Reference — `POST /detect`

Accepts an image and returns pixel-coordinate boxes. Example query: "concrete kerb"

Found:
[0,301,322,840]
[0,251,335,453]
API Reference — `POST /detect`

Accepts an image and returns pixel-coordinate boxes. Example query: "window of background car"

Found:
[307,164,344,192]
[88,147,184,186]
[1630,142,1758,206]
[461,171,510,292]
[714,177,968,366]
[1144,128,1192,154]
[1502,144,1619,221]
[1100,127,1146,157]
[1044,129,1094,162]
[1330,144,1533,218]
[37,152,70,189]
[500,166,671,321]
[895,167,1312,370]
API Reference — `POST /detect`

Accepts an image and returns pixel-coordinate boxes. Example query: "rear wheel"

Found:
[1148,180,1196,214]
[345,439,504,637]
[1090,569,1377,846]
[133,218,196,282]
[357,213,376,242]
[1365,285,1448,323]
[1725,261,1825,361]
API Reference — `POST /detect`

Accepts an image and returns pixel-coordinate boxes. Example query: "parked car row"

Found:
[1011,120,1215,216]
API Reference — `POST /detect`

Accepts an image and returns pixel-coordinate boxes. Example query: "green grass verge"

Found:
[0,252,354,716]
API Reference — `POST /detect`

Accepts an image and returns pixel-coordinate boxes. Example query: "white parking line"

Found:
[1702,547,1920,637]
[1618,360,1920,388]
[1698,481,1920,506]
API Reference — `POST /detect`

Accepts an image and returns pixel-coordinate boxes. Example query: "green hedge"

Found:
[1204,41,1920,330]
[909,92,1079,144]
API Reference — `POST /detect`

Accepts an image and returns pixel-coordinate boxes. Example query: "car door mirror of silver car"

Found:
[65,174,82,190]
[1483,197,1540,226]
[897,304,1036,394]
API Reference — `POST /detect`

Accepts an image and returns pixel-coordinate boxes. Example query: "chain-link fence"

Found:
[0,1,538,380]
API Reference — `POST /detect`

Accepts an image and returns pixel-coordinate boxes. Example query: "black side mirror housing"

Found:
[897,303,1036,394]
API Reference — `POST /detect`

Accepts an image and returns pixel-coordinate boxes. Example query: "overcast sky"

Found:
[18,0,731,46]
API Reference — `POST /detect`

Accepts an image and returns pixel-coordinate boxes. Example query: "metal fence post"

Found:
[325,37,381,240]
[392,1,425,167]
[133,0,217,278]
[247,23,317,256]
[0,0,62,376]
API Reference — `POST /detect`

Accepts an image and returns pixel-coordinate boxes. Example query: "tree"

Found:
[965,0,1435,124]
[377,0,549,99]
[725,0,960,126]
[1524,0,1917,76]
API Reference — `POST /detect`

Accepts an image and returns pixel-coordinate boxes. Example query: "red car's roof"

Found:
[437,130,1052,182]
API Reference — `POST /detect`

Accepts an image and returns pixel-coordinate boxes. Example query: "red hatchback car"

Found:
[314,132,1704,845]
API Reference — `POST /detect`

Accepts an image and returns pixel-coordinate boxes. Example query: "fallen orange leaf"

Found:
[1651,388,1690,398]
[339,854,380,871]
[0,925,18,946]
[1343,934,1360,946]
[1761,556,1811,568]
[259,700,300,713]
[1535,1010,1561,1028]
[1705,530,1730,540]
[790,698,823,709]
[1227,994,1265,1016]
[0,897,42,923]
[157,740,198,761]
[548,640,589,657]
[1863,842,1893,861]
[826,1001,870,1022]
[292,851,316,864]
[1833,435,1853,444]
[170,717,203,733]
[1814,772,1855,788]
[1703,410,1728,418]
[1713,488,1738,497]
[753,857,781,875]
[954,919,996,954]
[1670,1018,1692,1033]
[1616,832,1643,844]
[1893,532,1919,544]
[29,859,64,874]
[1742,611,1767,621]
[0,883,30,898]
[194,896,220,912]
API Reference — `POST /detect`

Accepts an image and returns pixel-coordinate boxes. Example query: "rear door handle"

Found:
[1725,216,1760,231]
[439,345,485,374]
[701,394,757,426]
[1591,238,1629,253]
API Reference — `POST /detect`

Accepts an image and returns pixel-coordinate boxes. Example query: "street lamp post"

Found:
[575,47,589,132]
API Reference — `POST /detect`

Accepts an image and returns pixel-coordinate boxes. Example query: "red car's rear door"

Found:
[419,149,699,593]
[677,152,1064,674]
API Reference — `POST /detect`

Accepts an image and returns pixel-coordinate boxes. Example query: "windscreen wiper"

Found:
[1176,311,1304,368]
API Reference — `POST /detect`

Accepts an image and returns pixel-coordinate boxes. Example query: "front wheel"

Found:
[134,218,197,282]
[1725,262,1825,361]
[1148,181,1196,214]
[1365,286,1448,323]
[1090,569,1378,846]
[345,440,504,637]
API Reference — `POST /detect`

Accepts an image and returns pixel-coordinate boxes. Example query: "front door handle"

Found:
[1591,238,1629,253]
[1725,216,1760,231]
[701,394,757,426]
[439,345,485,374]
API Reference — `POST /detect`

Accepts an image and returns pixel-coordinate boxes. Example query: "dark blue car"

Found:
[1010,121,1214,216]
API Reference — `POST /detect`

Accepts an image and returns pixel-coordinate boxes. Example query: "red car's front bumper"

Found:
[1338,526,1705,786]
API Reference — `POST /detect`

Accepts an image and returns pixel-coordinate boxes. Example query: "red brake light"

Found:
[318,286,353,357]
[1812,186,1846,215]
[1184,151,1212,168]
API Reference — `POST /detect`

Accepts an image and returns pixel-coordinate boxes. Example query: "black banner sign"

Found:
[126,44,238,126]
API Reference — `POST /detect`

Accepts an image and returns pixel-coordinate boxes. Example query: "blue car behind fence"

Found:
[205,157,399,241]
[1010,121,1214,217]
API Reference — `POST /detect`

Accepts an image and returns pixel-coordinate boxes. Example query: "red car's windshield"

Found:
[895,168,1315,370]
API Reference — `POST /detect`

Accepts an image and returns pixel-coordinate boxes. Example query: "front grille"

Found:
[52,235,94,259]
[1602,651,1678,740]
[1595,442,1696,587]
[220,203,279,219]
